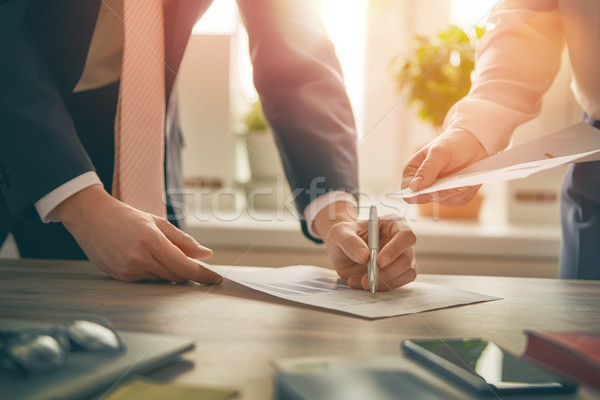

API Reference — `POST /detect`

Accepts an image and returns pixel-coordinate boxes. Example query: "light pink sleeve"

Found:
[444,0,565,155]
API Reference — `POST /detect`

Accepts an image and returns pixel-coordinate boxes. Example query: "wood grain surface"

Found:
[1,259,599,399]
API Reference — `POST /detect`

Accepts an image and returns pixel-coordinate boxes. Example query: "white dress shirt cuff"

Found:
[303,191,358,240]
[35,172,104,223]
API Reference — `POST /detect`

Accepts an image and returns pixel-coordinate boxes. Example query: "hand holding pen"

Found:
[313,201,418,292]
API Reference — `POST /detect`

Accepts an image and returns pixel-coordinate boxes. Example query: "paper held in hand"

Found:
[394,122,600,199]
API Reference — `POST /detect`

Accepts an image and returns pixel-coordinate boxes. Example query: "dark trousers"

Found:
[560,160,600,279]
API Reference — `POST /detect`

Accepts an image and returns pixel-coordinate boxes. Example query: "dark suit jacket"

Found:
[0,0,358,255]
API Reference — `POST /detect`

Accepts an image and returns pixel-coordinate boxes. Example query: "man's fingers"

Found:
[336,263,367,280]
[160,247,222,284]
[108,252,185,283]
[149,258,189,283]
[136,273,167,283]
[156,218,213,259]
[151,229,222,284]
[326,223,370,265]
[117,233,200,283]
[152,219,221,283]
[380,251,413,280]
[377,266,418,291]
[347,275,365,290]
[121,270,163,282]
[343,250,414,291]
[360,263,417,291]
[377,228,416,268]
[361,251,415,292]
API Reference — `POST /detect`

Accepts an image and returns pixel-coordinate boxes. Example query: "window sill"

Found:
[184,206,561,260]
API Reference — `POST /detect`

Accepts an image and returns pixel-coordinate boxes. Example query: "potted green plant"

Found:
[389,25,485,219]
[389,25,484,128]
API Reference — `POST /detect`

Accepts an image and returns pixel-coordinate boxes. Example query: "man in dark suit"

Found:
[0,0,417,291]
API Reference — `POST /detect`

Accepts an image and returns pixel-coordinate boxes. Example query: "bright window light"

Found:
[320,0,368,136]
[449,0,498,31]
[191,0,367,135]
[192,0,238,35]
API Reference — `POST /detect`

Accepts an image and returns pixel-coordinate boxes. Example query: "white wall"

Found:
[178,34,239,189]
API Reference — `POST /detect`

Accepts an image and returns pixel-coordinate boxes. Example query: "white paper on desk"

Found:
[395,122,600,198]
[191,260,501,319]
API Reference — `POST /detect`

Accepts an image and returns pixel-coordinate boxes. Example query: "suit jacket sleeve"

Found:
[237,0,359,243]
[0,0,98,218]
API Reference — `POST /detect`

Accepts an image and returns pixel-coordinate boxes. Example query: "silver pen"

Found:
[367,205,379,296]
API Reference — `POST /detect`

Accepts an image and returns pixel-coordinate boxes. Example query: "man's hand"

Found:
[402,128,489,206]
[313,201,417,292]
[55,185,221,284]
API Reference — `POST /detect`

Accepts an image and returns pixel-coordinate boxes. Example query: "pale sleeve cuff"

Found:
[303,191,358,240]
[443,99,531,155]
[35,172,103,222]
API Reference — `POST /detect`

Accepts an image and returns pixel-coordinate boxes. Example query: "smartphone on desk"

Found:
[402,338,578,396]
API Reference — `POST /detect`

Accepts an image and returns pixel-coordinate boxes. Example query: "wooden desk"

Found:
[1,259,599,399]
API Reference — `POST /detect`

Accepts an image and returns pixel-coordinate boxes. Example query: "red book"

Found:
[523,330,600,390]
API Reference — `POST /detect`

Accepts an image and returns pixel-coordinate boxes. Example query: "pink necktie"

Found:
[112,0,167,218]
